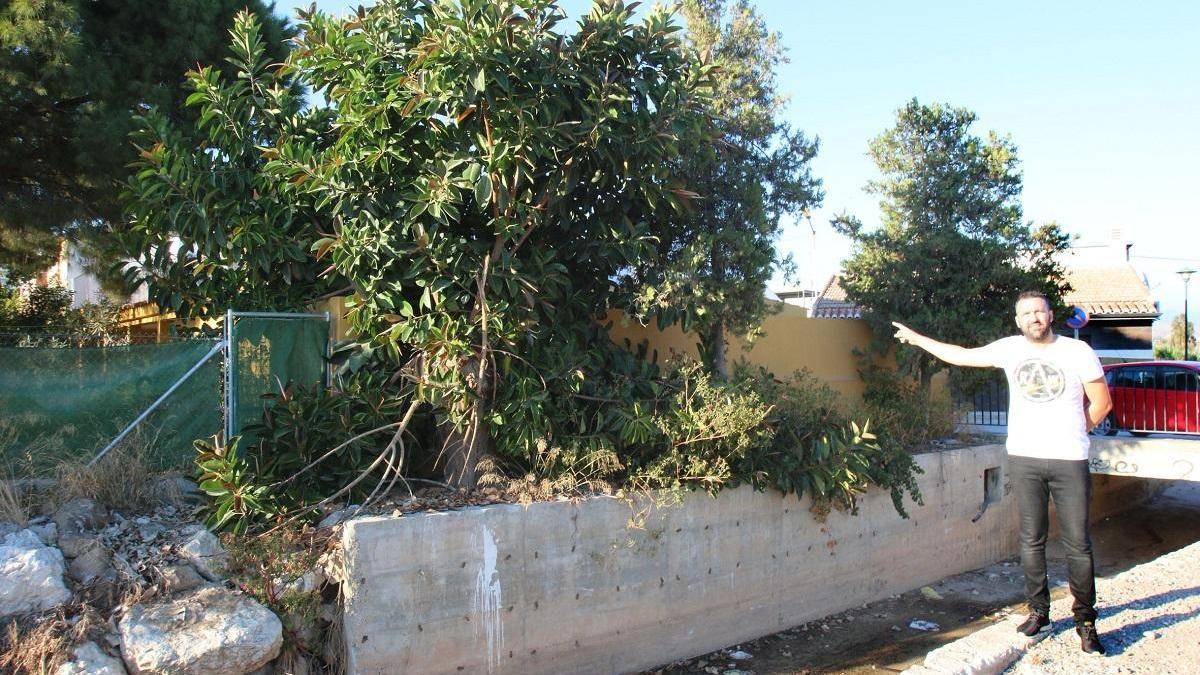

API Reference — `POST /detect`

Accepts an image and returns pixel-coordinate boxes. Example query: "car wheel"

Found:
[1093,414,1118,436]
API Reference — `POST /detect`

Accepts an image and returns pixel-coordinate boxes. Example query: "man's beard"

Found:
[1022,323,1053,342]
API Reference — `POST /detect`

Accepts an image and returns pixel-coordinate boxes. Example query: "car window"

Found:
[1112,367,1133,387]
[1113,366,1159,388]
[1144,367,1163,388]
[1112,366,1155,388]
[1162,367,1200,393]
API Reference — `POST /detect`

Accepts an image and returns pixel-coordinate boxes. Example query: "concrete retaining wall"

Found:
[340,444,1043,674]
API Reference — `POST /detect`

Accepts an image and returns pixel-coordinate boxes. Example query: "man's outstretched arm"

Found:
[892,321,995,369]
[1083,378,1113,432]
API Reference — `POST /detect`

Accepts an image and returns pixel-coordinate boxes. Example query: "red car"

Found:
[1094,361,1200,436]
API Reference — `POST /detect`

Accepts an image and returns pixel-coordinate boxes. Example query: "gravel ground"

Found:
[1004,539,1200,674]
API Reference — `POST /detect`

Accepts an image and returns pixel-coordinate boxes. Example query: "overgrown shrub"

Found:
[478,439,625,505]
[628,360,923,517]
[196,353,928,532]
[630,360,774,497]
[733,366,923,517]
[197,370,420,532]
[0,285,126,347]
[855,358,958,453]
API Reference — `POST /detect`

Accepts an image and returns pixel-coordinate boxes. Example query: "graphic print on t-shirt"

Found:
[1014,358,1066,402]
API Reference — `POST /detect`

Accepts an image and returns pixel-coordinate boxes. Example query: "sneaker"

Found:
[1076,620,1106,655]
[1016,612,1050,636]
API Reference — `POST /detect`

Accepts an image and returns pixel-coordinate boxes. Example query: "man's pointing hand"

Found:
[892,321,918,345]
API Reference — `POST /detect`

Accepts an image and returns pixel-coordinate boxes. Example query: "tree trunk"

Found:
[711,321,728,380]
[435,355,493,489]
[438,411,489,489]
[709,232,728,379]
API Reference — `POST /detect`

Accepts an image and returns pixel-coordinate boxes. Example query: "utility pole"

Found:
[1180,268,1196,361]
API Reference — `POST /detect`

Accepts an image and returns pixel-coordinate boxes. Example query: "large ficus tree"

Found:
[275,0,712,485]
[834,99,1070,391]
[629,0,821,378]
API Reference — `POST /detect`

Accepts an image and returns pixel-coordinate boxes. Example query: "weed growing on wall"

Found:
[220,526,335,674]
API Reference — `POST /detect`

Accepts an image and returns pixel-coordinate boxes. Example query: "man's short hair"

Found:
[1016,290,1050,310]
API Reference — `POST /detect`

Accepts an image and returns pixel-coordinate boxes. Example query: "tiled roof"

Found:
[809,276,862,319]
[807,263,1159,320]
[1063,265,1159,318]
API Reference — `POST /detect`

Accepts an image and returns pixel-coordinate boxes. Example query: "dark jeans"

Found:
[1009,455,1097,622]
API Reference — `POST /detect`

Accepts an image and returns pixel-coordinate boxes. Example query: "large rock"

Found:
[68,540,114,585]
[53,499,109,534]
[59,532,100,559]
[29,520,58,546]
[178,525,227,581]
[118,586,282,674]
[160,564,206,595]
[0,529,71,618]
[55,641,128,675]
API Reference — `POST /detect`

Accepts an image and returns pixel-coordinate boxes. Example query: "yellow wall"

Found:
[607,304,876,402]
[321,298,893,404]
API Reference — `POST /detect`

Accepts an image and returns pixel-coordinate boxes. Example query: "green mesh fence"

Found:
[226,313,329,445]
[0,313,329,477]
[0,340,222,476]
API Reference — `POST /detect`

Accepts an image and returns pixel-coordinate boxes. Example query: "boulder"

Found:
[68,542,114,585]
[160,564,206,595]
[55,641,128,675]
[118,586,282,675]
[0,529,71,618]
[29,520,58,546]
[53,499,109,534]
[145,475,204,505]
[178,526,227,581]
[58,532,99,559]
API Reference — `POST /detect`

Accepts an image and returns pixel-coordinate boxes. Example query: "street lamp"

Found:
[1180,268,1196,361]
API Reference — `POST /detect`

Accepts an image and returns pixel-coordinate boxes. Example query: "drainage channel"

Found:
[641,481,1200,675]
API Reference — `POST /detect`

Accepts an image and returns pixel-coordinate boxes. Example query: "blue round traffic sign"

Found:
[1065,306,1089,330]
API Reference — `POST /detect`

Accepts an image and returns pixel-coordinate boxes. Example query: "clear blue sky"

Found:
[305,0,1200,333]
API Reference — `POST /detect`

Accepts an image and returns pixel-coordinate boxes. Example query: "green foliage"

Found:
[631,360,923,517]
[112,3,929,523]
[833,99,1070,390]
[121,11,341,318]
[735,366,923,517]
[0,284,126,347]
[629,0,822,376]
[196,370,418,532]
[0,228,61,282]
[1154,314,1197,360]
[277,0,714,484]
[853,357,957,454]
[0,0,292,279]
[195,436,275,534]
[632,360,774,495]
[247,372,418,510]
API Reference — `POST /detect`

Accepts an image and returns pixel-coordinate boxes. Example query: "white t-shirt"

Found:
[981,335,1104,461]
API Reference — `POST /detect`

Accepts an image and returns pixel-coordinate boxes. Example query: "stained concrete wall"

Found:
[339,445,1034,674]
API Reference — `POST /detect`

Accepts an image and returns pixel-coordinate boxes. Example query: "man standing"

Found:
[892,291,1112,655]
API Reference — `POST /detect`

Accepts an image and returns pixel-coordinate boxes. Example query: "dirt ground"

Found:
[641,481,1200,675]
